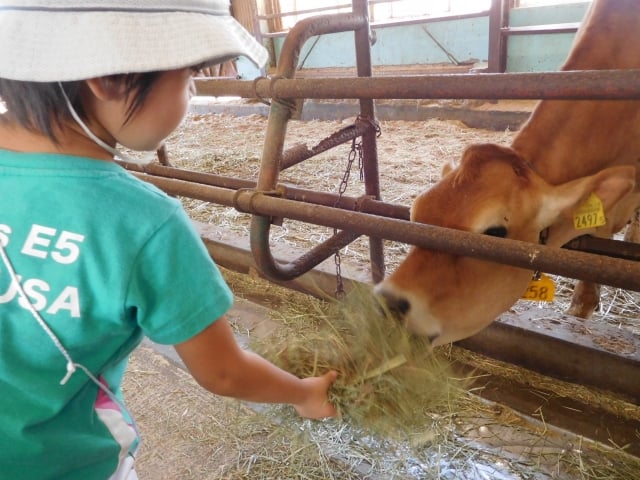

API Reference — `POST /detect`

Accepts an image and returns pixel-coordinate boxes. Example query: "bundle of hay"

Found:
[252,286,467,438]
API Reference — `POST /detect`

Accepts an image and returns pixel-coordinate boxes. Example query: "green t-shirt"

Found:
[0,151,233,479]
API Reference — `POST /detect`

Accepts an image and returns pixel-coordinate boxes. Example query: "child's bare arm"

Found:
[174,316,338,419]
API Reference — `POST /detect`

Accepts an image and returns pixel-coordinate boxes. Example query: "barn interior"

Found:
[119,1,640,478]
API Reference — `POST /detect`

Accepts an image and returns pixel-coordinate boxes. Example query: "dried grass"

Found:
[250,284,467,439]
[222,269,640,480]
[123,264,640,479]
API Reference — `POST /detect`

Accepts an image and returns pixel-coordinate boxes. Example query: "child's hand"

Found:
[293,370,339,419]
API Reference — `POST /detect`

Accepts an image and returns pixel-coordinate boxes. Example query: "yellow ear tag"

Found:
[521,273,555,302]
[573,192,606,230]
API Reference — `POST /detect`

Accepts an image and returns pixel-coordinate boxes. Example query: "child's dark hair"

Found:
[0,72,162,143]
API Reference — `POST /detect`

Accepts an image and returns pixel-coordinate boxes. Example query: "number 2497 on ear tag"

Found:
[573,192,606,230]
[521,273,555,302]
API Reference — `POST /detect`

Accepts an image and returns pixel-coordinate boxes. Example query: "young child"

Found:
[0,1,337,479]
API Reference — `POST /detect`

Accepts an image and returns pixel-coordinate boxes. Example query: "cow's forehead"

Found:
[454,144,531,181]
[411,153,536,229]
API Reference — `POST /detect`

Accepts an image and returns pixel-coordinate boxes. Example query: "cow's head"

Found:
[374,143,636,346]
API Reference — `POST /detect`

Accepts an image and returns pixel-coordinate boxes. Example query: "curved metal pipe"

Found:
[250,3,377,282]
[275,12,367,80]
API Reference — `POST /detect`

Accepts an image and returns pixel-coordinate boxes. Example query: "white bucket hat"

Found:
[0,0,269,82]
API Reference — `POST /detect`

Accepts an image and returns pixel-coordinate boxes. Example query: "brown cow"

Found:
[374,0,640,346]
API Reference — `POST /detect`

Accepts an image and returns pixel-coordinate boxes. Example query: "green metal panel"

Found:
[507,2,591,72]
[242,2,591,78]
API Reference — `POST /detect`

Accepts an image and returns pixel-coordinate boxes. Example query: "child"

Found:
[0,1,337,479]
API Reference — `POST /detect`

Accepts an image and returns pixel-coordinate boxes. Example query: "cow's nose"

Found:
[377,290,410,317]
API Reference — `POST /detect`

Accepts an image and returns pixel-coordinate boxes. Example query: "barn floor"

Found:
[188,97,535,132]
[123,287,640,480]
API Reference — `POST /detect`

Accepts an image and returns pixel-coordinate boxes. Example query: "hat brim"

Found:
[0,10,268,81]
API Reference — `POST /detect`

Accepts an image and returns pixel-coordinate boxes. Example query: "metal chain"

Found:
[331,117,381,297]
[333,135,364,297]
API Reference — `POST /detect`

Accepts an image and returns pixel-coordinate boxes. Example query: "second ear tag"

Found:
[521,273,555,302]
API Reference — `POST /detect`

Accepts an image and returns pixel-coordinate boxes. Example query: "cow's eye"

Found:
[483,226,508,238]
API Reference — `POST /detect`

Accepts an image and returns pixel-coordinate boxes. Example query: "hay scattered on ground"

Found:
[122,265,640,479]
[126,345,369,480]
[221,269,640,480]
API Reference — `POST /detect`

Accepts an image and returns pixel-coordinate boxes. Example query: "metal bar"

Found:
[261,11,490,39]
[353,0,385,283]
[369,10,490,29]
[488,0,507,73]
[196,226,367,299]
[258,3,353,21]
[195,69,640,100]
[260,228,363,278]
[132,173,640,293]
[274,13,367,80]
[257,0,484,21]
[280,120,371,170]
[563,235,640,261]
[124,163,251,190]
[122,164,640,263]
[250,9,375,282]
[503,22,580,35]
[122,162,409,219]
[457,307,640,404]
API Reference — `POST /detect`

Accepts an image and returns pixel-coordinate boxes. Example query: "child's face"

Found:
[91,67,196,153]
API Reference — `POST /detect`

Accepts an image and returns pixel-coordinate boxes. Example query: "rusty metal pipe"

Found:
[124,163,251,190]
[190,10,640,287]
[251,6,375,282]
[135,174,640,292]
[280,120,371,170]
[124,163,640,262]
[242,194,640,292]
[253,10,368,190]
[353,0,385,283]
[276,12,367,80]
[123,163,409,219]
[195,69,640,100]
[251,227,361,279]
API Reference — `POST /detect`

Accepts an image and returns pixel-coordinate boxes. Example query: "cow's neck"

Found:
[512,102,640,186]
[511,0,640,186]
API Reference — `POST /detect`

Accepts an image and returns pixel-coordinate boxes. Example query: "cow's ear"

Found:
[590,165,636,211]
[537,165,635,229]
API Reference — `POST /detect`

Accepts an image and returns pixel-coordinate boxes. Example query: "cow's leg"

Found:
[623,208,640,242]
[567,281,600,319]
[567,209,639,319]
